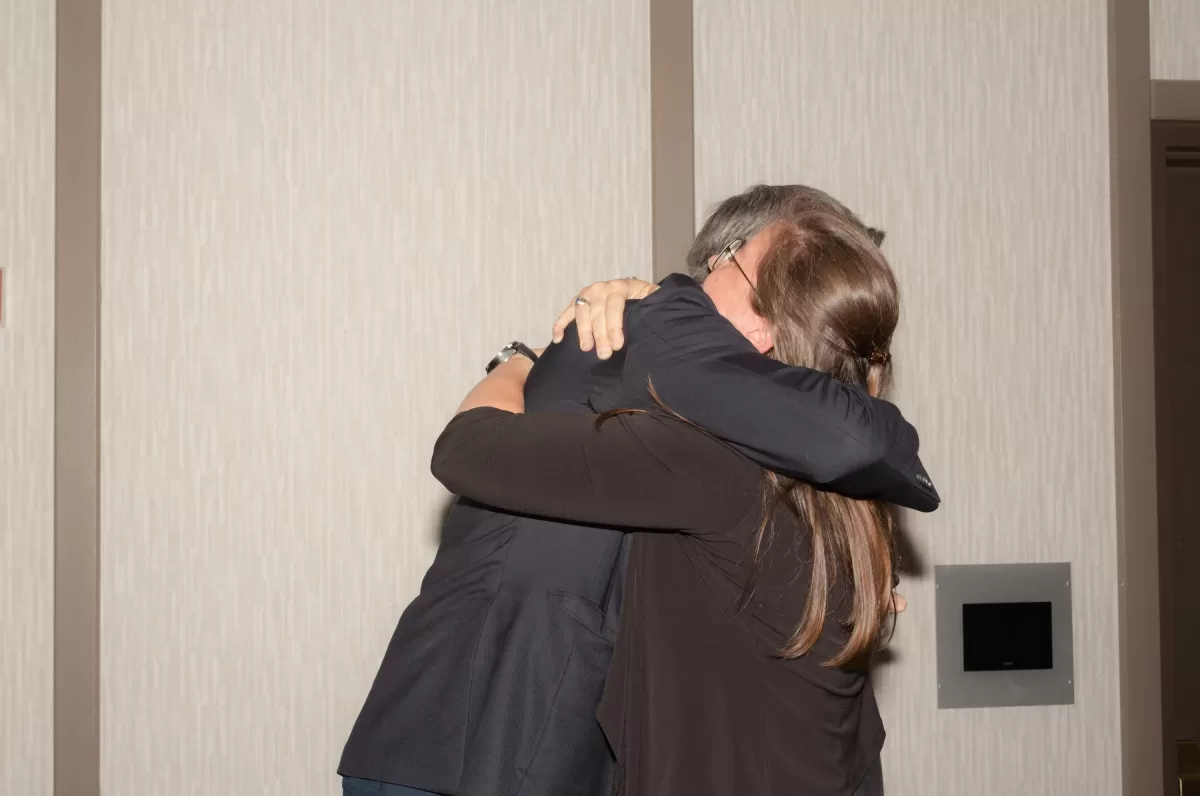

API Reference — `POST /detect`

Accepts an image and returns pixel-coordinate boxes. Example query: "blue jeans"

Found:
[342,777,443,796]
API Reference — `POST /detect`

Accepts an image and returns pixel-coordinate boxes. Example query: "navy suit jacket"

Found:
[338,275,938,795]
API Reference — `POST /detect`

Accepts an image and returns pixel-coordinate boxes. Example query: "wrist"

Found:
[495,352,536,376]
[486,341,539,374]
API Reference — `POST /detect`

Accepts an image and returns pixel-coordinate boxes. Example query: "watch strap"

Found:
[485,341,539,374]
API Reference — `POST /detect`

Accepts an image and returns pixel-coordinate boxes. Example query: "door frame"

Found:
[1151,86,1200,794]
[1152,80,1200,122]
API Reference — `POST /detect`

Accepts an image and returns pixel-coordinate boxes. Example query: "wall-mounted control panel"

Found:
[936,563,1074,709]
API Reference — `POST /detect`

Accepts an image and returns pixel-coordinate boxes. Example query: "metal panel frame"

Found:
[935,563,1075,710]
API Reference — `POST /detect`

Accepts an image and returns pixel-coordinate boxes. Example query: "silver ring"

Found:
[574,296,591,307]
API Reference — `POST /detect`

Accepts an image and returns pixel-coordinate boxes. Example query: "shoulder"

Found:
[627,275,720,332]
[619,277,754,370]
[526,330,625,413]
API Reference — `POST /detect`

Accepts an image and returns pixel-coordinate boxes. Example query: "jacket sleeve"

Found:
[431,407,756,533]
[594,275,939,511]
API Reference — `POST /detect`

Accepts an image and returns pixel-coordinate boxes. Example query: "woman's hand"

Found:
[552,278,659,359]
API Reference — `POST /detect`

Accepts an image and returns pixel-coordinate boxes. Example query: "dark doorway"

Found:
[1152,119,1200,796]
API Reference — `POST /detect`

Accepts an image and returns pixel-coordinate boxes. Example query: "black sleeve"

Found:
[431,407,757,532]
[597,275,939,512]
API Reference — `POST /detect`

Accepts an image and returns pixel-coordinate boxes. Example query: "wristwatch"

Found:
[485,341,539,374]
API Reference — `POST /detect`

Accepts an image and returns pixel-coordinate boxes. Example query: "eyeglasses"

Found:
[709,238,756,293]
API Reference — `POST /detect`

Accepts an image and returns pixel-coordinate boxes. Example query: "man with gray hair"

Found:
[564,184,886,362]
[339,184,934,796]
[687,183,887,274]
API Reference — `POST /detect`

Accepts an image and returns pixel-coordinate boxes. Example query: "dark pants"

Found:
[342,777,443,796]
[853,757,885,796]
[345,763,880,796]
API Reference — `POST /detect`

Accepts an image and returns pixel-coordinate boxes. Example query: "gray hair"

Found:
[686,184,886,281]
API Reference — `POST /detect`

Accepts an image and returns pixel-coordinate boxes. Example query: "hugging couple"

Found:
[338,184,940,796]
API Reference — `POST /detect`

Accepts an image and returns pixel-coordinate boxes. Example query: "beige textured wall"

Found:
[695,2,1122,794]
[1152,0,1200,79]
[0,0,56,793]
[99,2,650,793]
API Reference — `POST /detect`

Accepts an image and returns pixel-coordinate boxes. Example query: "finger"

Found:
[574,291,597,352]
[629,278,655,299]
[605,292,627,351]
[592,296,613,359]
[552,302,576,344]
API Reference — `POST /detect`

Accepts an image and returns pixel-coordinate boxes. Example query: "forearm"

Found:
[624,284,881,478]
[455,355,535,415]
[432,407,747,530]
[618,279,939,510]
[641,349,936,509]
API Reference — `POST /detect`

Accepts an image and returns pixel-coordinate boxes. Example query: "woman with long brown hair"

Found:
[431,202,904,796]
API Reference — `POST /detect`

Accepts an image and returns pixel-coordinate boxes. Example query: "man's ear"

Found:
[746,324,773,355]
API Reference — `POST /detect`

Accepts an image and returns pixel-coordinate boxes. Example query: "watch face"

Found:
[486,346,516,373]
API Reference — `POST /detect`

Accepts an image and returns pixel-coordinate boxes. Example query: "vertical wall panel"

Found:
[99,2,650,793]
[1152,0,1200,79]
[0,0,56,793]
[695,2,1121,794]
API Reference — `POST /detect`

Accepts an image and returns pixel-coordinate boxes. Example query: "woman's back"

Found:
[597,443,882,796]
[434,408,885,796]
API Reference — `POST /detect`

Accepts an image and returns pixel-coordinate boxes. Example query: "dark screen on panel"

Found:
[962,601,1053,672]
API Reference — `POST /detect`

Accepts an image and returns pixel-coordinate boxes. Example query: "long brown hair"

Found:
[749,207,899,667]
[603,200,900,667]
